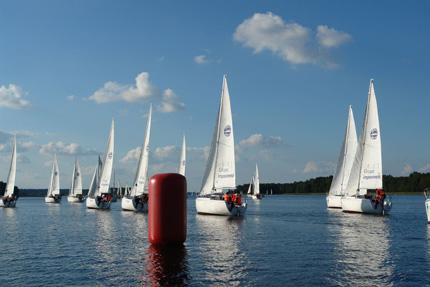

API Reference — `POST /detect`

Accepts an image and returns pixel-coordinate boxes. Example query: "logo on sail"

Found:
[224,125,231,137]
[108,152,113,159]
[370,128,378,140]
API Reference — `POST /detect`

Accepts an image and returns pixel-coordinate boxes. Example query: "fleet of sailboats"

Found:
[341,80,392,215]
[45,154,61,203]
[67,156,84,203]
[121,105,152,212]
[195,75,247,216]
[86,119,115,210]
[0,136,18,208]
[326,106,357,208]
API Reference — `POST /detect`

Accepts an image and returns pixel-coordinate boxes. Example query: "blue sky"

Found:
[0,1,429,192]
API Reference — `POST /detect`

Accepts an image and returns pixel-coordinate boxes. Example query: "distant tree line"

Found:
[0,181,19,196]
[237,172,430,195]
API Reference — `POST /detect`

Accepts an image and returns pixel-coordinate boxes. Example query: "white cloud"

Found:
[157,89,185,113]
[88,72,160,103]
[194,55,210,64]
[0,84,32,109]
[39,141,98,156]
[419,164,430,173]
[67,95,75,101]
[303,161,335,174]
[233,12,352,68]
[401,164,413,176]
[153,145,179,161]
[120,146,141,163]
[236,134,283,153]
[316,25,352,48]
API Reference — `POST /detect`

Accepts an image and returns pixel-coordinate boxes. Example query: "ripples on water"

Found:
[0,196,429,286]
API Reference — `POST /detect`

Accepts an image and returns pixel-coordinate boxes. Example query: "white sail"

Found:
[96,118,115,196]
[47,154,60,196]
[345,80,382,196]
[69,156,83,197]
[88,156,102,197]
[328,106,358,196]
[178,134,186,176]
[254,164,260,195]
[247,177,254,195]
[118,178,122,197]
[5,136,17,197]
[200,75,236,195]
[130,105,152,197]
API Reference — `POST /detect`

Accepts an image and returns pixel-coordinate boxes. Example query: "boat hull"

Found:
[251,194,262,200]
[326,195,342,209]
[121,196,147,212]
[86,197,111,209]
[342,196,392,215]
[0,197,17,208]
[196,196,247,216]
[45,196,61,203]
[426,199,430,224]
[67,196,84,203]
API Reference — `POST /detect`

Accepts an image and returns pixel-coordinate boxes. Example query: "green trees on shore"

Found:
[237,172,430,195]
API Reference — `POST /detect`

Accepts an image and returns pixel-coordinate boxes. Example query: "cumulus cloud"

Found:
[303,161,335,174]
[67,95,75,101]
[88,72,185,113]
[157,89,185,113]
[233,12,352,68]
[401,164,413,176]
[0,84,32,109]
[39,141,98,156]
[194,55,210,64]
[419,164,430,173]
[236,134,283,153]
[316,25,352,48]
[154,145,179,161]
[120,146,141,163]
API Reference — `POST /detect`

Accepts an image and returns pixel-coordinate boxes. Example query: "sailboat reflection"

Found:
[144,244,190,286]
[328,212,393,286]
[195,215,247,286]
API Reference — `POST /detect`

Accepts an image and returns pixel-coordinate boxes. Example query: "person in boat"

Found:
[374,189,385,208]
[223,193,231,203]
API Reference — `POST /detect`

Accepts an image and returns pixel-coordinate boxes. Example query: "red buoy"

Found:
[148,173,187,245]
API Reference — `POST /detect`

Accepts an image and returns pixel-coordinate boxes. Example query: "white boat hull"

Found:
[251,194,262,200]
[426,199,430,224]
[67,196,84,203]
[0,197,17,208]
[121,196,147,212]
[196,196,247,216]
[86,197,111,209]
[342,195,392,215]
[326,195,342,209]
[45,196,61,203]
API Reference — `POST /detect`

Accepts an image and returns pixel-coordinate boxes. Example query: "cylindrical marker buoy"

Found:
[148,173,187,245]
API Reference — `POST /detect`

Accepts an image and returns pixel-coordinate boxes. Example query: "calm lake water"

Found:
[0,195,429,286]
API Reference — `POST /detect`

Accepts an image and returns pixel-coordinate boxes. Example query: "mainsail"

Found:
[200,75,236,195]
[5,136,17,197]
[178,134,186,176]
[96,118,115,196]
[47,154,60,196]
[69,156,83,197]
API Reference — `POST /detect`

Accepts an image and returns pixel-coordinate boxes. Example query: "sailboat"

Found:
[0,136,18,207]
[326,106,358,208]
[195,75,247,216]
[424,188,430,224]
[250,164,262,200]
[45,154,62,203]
[67,156,84,203]
[122,105,152,212]
[178,134,186,176]
[86,119,115,209]
[341,80,392,215]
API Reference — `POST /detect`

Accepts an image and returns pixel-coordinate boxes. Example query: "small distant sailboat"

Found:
[45,154,62,203]
[425,188,430,224]
[326,106,357,208]
[178,134,186,176]
[67,156,84,203]
[249,164,262,200]
[195,75,247,216]
[341,80,392,215]
[86,119,114,209]
[110,171,117,202]
[0,136,18,208]
[122,105,152,212]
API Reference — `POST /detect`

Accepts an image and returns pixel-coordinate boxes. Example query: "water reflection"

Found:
[328,212,393,286]
[195,215,248,286]
[144,244,190,286]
